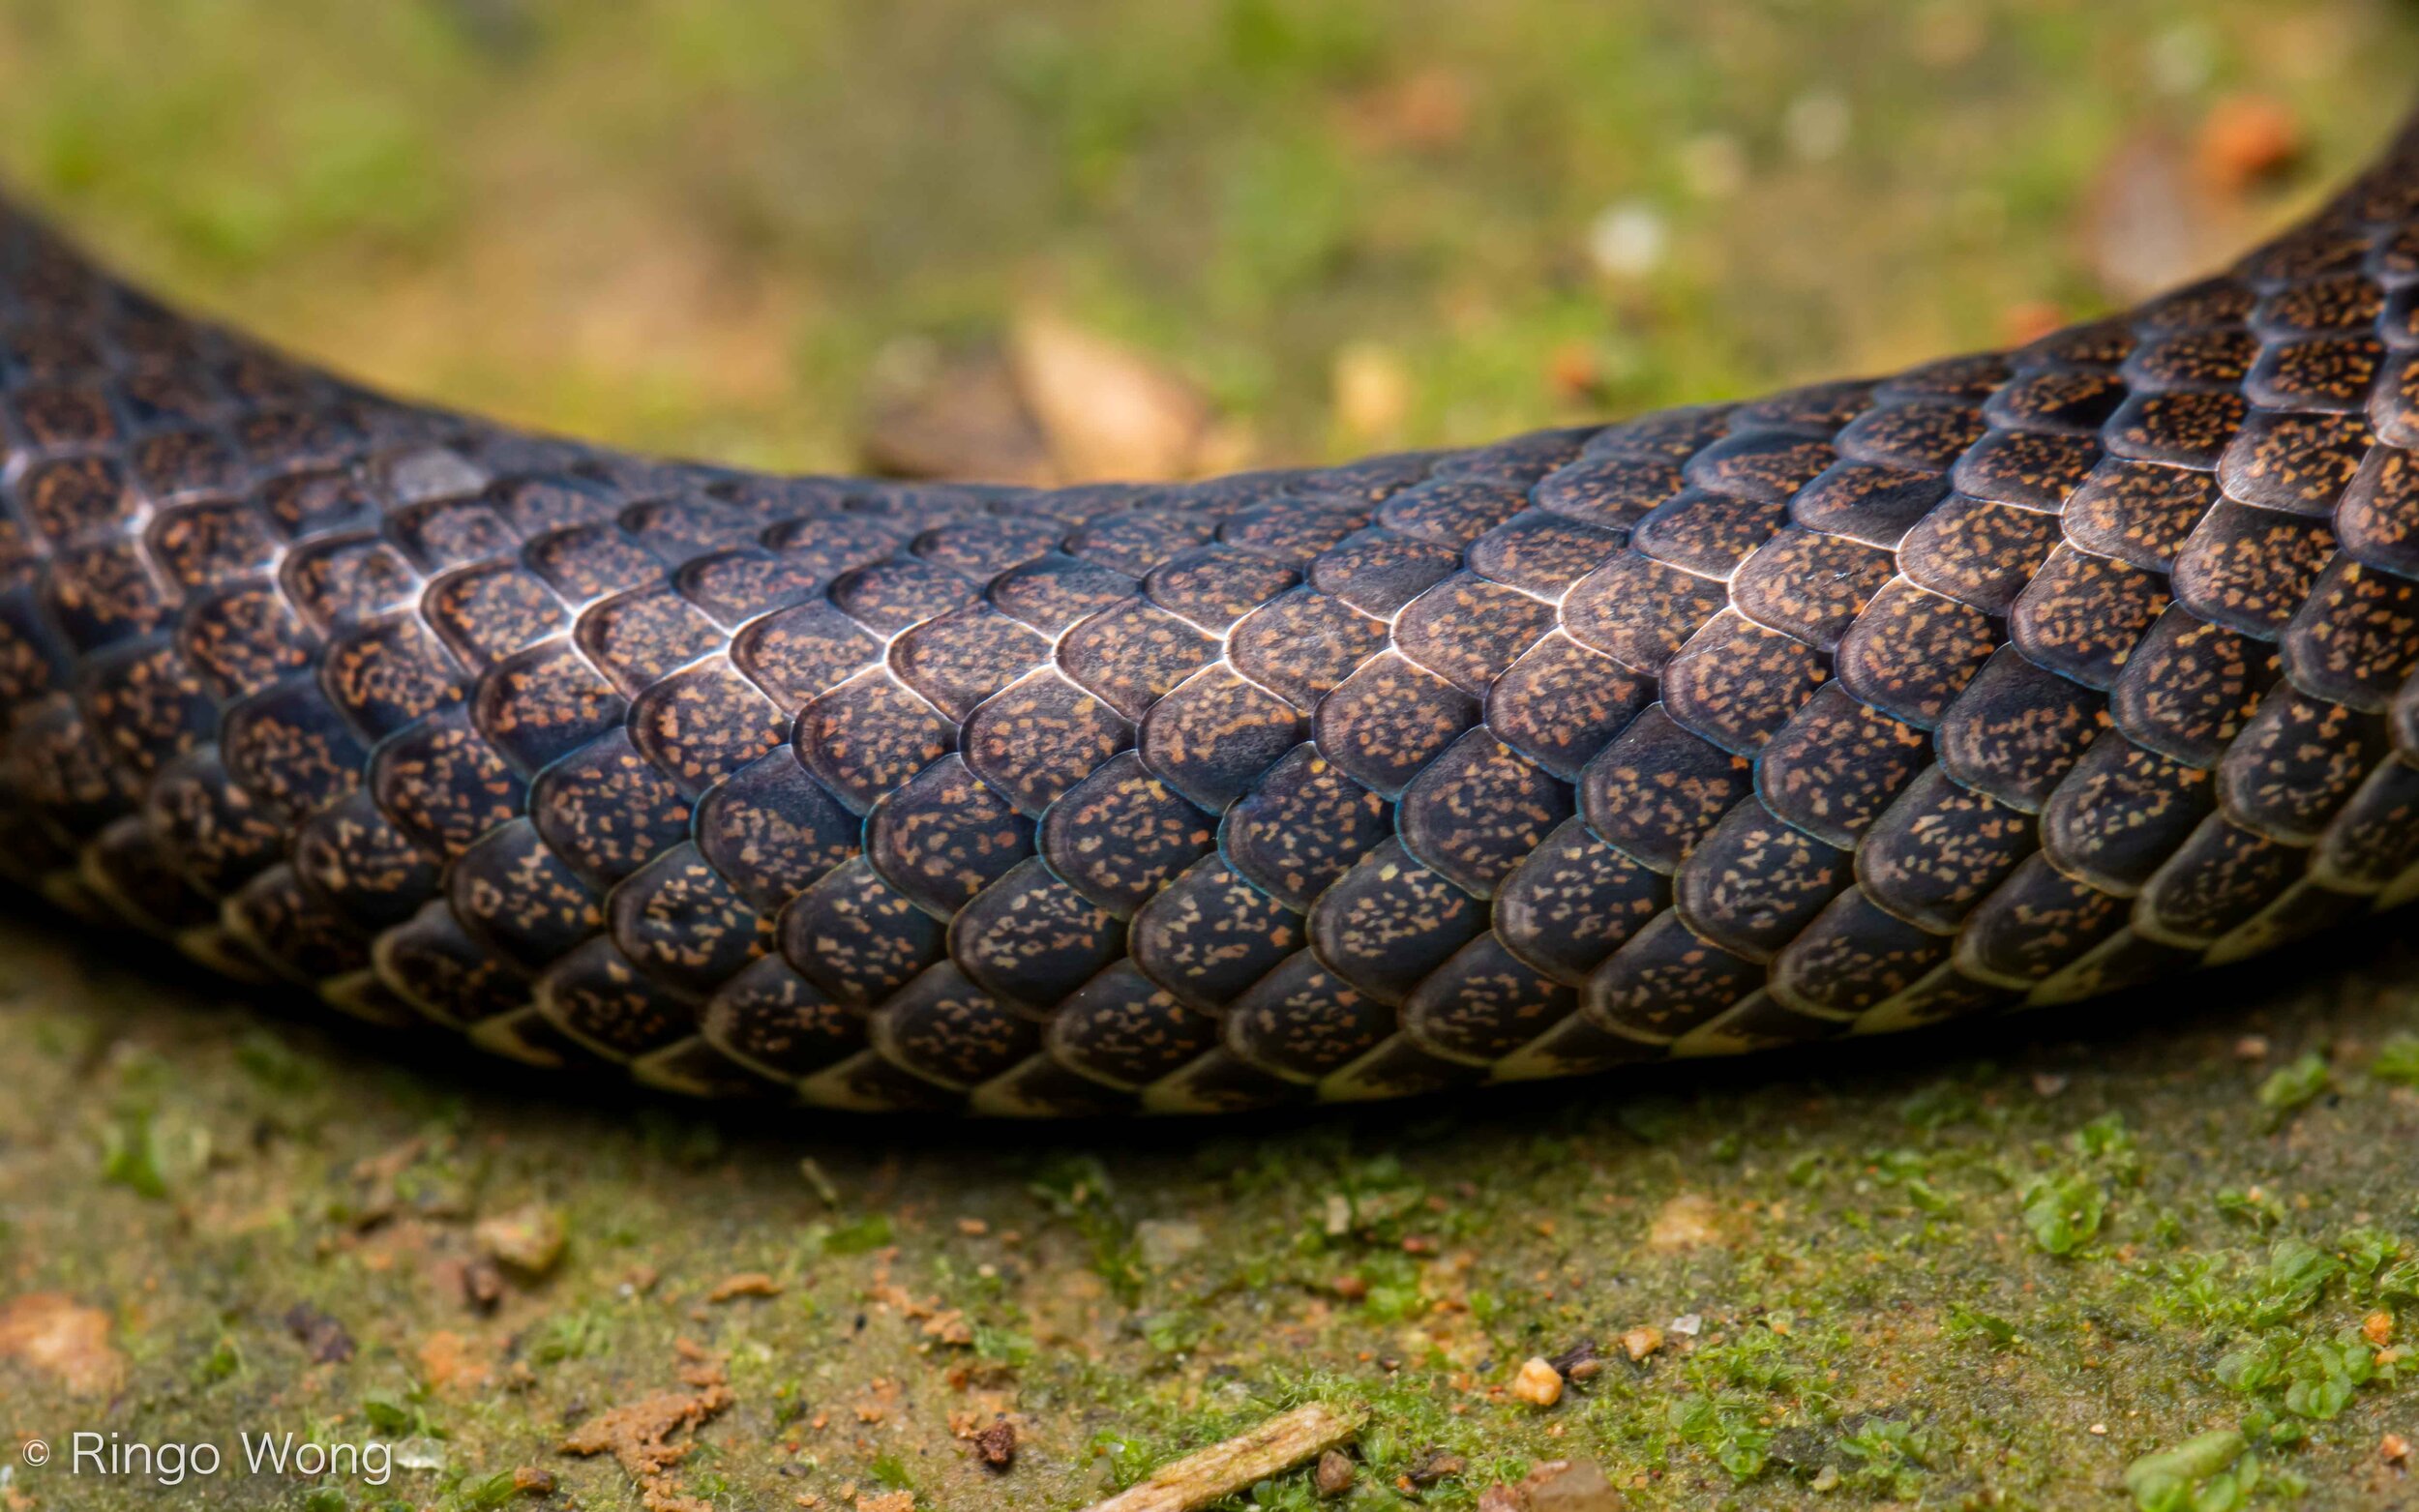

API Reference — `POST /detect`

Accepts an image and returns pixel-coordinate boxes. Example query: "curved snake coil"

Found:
[3,112,2417,1116]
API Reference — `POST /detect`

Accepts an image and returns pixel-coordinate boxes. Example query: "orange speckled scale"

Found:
[7,110,2419,1114]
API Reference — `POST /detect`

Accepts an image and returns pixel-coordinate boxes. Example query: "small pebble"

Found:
[1315,1449,1356,1498]
[1668,1314,1703,1337]
[2382,1433,2410,1465]
[1621,1326,1664,1361]
[1546,1339,1600,1378]
[1406,1448,1465,1486]
[1510,1356,1564,1408]
[1526,1459,1625,1511]
[461,1259,504,1314]
[974,1420,1017,1470]
[474,1203,568,1279]
[2235,1034,2271,1061]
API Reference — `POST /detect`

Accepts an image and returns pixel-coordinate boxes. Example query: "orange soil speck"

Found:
[706,1272,783,1303]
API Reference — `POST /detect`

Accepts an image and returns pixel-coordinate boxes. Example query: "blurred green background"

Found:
[2,0,2414,474]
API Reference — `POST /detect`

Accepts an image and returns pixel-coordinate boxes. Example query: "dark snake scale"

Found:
[4,109,2419,1116]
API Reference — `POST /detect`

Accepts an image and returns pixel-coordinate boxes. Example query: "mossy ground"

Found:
[4,3,2419,1509]
[6,916,2419,1511]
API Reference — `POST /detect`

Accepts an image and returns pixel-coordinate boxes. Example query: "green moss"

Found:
[2125,1430,2253,1512]
[819,1212,896,1256]
[2255,1053,2333,1125]
[2020,1171,2108,1257]
[2373,1032,2419,1086]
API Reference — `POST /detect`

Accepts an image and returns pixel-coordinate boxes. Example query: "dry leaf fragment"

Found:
[1009,312,1211,484]
[1081,1402,1367,1512]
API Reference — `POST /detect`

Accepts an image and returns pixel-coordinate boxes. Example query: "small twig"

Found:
[1082,1402,1368,1512]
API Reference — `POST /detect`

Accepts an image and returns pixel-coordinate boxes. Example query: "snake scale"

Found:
[1,109,2416,1117]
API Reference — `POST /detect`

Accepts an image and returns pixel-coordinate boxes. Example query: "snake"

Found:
[0,108,2414,1118]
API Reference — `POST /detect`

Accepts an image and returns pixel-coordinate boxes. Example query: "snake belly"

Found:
[1,122,2416,1117]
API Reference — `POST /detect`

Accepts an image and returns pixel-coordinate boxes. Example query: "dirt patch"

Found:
[0,1293,124,1399]
[558,1338,735,1512]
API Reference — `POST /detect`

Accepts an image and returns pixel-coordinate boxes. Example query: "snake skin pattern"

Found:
[4,120,2419,1117]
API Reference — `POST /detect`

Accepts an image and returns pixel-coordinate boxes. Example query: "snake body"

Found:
[3,114,2417,1116]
